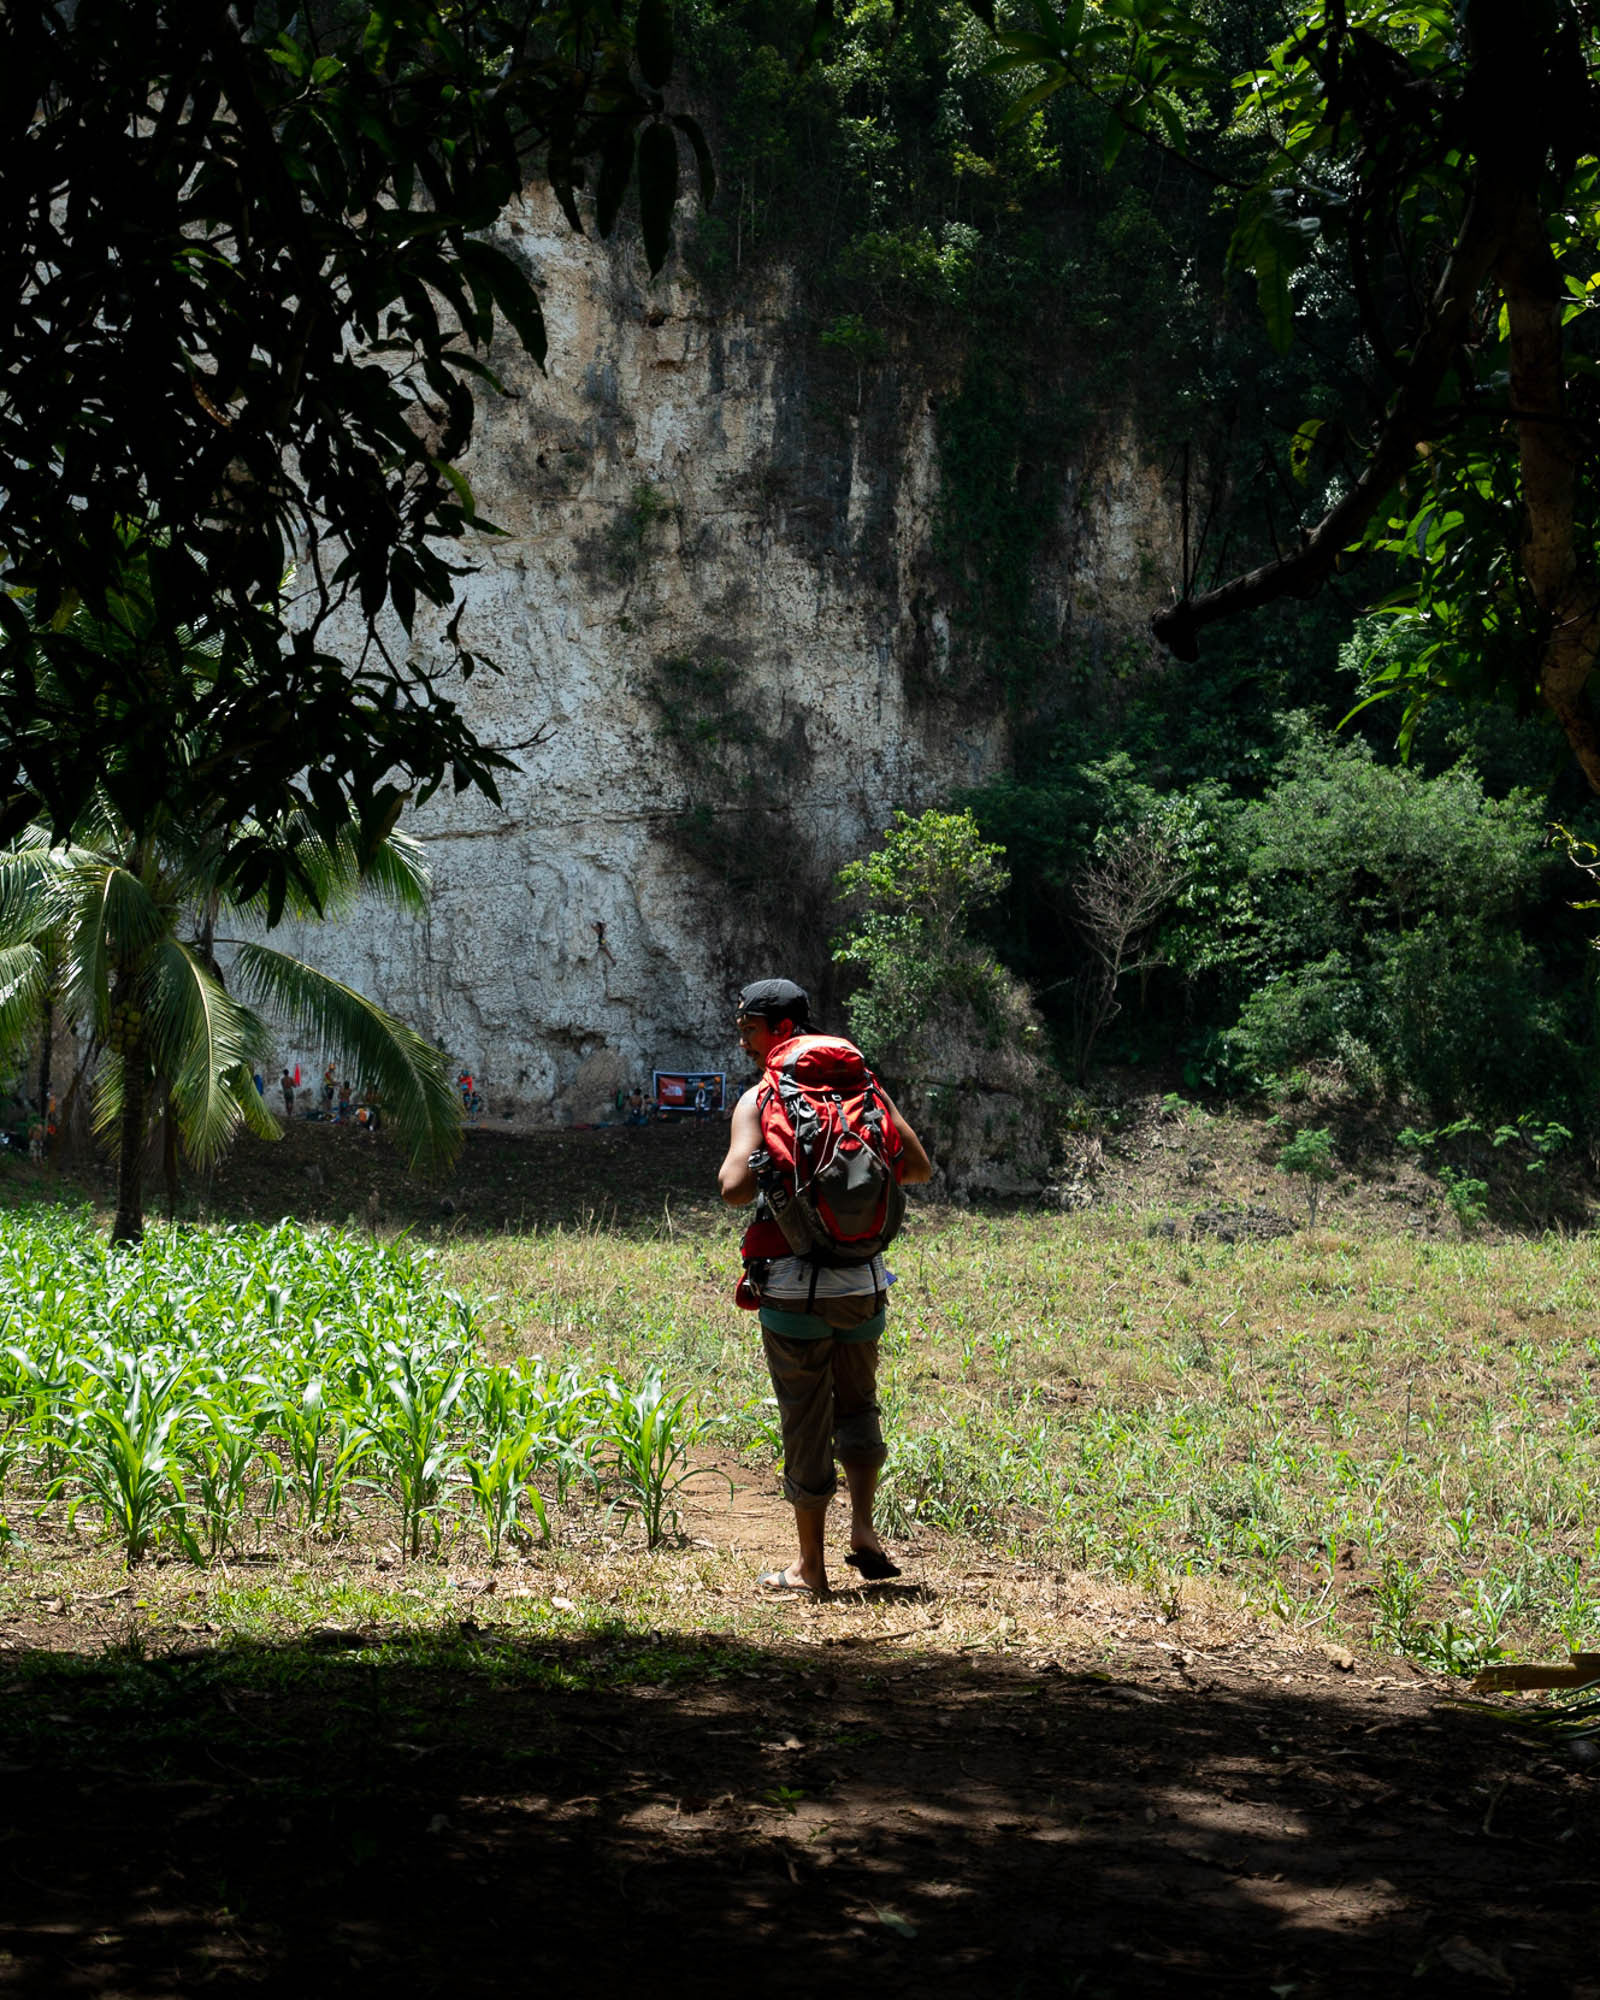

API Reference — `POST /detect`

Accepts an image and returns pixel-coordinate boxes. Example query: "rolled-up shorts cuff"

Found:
[834,1415,888,1467]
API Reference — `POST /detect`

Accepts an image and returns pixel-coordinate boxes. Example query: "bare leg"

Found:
[844,1458,884,1556]
[766,1504,827,1594]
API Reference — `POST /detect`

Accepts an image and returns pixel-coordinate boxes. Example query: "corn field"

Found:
[0,1209,708,1564]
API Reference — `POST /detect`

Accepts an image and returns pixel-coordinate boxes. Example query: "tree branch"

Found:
[1153,179,1512,660]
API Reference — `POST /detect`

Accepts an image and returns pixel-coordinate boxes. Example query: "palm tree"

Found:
[0,804,460,1243]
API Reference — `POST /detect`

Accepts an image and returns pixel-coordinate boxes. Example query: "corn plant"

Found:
[182,1388,271,1557]
[515,1362,605,1505]
[461,1360,527,1441]
[599,1368,721,1548]
[0,1416,24,1508]
[0,1213,708,1571]
[462,1430,550,1562]
[359,1344,469,1557]
[5,1336,75,1484]
[268,1378,367,1539]
[56,1353,198,1564]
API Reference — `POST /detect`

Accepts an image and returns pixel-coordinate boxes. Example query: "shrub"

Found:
[1277,1126,1335,1226]
[1184,723,1583,1121]
[834,810,1053,1185]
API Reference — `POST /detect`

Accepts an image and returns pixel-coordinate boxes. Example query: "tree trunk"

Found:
[162,1090,180,1223]
[112,1049,149,1246]
[1498,191,1600,787]
[35,996,52,1140]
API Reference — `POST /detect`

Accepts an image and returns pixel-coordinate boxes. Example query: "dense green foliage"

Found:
[833,808,1014,1074]
[991,0,1600,791]
[960,668,1600,1128]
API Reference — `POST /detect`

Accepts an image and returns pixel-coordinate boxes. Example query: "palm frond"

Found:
[223,816,430,923]
[230,942,461,1173]
[61,861,169,1036]
[92,1046,124,1140]
[141,940,269,1166]
[0,943,47,1062]
[0,839,72,950]
[332,826,431,913]
[228,1061,281,1143]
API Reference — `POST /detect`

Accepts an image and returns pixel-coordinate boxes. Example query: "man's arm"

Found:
[717,1086,763,1206]
[883,1092,932,1184]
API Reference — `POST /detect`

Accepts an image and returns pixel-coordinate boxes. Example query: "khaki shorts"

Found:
[761,1312,888,1512]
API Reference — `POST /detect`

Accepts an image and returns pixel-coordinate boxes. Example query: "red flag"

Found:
[293,1064,301,1085]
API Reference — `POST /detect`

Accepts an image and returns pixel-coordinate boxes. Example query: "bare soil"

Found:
[204,1112,733,1235]
[39,1067,1591,1242]
[2,1104,1596,1994]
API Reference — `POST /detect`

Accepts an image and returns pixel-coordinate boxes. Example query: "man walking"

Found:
[718,977,931,1596]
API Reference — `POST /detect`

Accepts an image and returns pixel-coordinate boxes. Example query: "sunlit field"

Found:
[449,1201,1600,1669]
[1,1197,1596,1672]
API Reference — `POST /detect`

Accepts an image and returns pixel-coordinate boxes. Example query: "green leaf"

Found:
[456,239,547,369]
[999,74,1067,130]
[1228,192,1304,355]
[990,30,1067,64]
[1289,418,1323,483]
[636,0,674,91]
[637,122,680,277]
[596,127,638,241]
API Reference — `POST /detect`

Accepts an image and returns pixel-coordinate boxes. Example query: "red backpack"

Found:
[747,1034,906,1268]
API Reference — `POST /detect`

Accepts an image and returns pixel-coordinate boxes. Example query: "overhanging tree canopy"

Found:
[988,0,1600,785]
[0,0,713,905]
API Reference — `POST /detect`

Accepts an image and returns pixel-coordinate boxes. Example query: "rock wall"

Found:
[265,188,1183,1125]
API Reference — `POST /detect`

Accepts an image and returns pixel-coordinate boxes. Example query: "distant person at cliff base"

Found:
[280,1070,295,1120]
[717,976,931,1597]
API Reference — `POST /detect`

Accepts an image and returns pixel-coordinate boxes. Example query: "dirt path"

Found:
[2,1453,1594,1997]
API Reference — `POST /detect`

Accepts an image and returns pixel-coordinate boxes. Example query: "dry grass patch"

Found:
[440,1201,1600,1671]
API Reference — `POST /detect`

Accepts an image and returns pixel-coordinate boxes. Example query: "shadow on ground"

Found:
[2,1619,1593,1996]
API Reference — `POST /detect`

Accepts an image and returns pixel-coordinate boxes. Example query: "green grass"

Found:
[442,1203,1600,1669]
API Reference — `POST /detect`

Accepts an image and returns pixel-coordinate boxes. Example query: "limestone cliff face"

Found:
[266,189,1182,1124]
